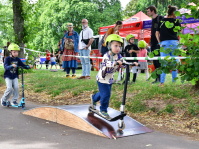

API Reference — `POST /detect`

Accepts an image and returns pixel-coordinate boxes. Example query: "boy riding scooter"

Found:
[1,43,32,107]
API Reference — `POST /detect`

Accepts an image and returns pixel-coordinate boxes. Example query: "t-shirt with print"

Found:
[157,18,181,42]
[123,44,139,62]
[96,51,124,84]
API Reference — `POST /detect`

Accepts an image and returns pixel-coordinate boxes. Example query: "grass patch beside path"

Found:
[0,68,198,140]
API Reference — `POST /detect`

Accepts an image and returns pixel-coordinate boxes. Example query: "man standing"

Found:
[146,6,164,83]
[78,19,94,79]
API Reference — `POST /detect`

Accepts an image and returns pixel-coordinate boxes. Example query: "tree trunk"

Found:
[13,0,25,58]
[194,80,199,89]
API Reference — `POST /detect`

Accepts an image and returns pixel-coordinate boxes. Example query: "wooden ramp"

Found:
[23,104,152,139]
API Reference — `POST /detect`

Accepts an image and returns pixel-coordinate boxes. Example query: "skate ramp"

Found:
[23,104,152,139]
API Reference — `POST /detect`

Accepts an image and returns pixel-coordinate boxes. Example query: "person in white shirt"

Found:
[78,19,94,79]
[90,34,138,119]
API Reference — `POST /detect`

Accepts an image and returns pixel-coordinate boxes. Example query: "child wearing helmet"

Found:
[1,43,33,107]
[90,34,138,119]
[123,34,139,83]
[137,40,149,80]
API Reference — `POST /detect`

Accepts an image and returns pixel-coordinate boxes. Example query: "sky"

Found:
[120,0,131,9]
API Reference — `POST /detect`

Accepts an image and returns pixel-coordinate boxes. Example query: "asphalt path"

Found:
[0,101,199,149]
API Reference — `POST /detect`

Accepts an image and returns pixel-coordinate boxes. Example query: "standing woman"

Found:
[100,21,123,56]
[62,23,79,78]
[155,5,181,85]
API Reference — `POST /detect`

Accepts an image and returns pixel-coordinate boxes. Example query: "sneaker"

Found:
[1,99,6,107]
[66,74,70,78]
[90,94,96,110]
[12,101,18,106]
[99,111,111,119]
[71,74,76,78]
[85,76,91,79]
[159,83,164,87]
[77,76,85,79]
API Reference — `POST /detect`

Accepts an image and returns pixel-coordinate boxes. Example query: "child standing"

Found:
[50,54,58,70]
[123,34,139,83]
[90,34,138,119]
[45,50,51,69]
[1,43,32,106]
[137,40,149,80]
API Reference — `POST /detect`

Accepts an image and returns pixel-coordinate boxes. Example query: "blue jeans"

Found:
[79,49,91,76]
[92,81,112,112]
[160,40,179,83]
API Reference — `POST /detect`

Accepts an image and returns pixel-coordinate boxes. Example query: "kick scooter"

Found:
[6,66,26,109]
[89,62,139,130]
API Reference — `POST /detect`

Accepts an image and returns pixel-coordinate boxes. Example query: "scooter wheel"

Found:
[88,106,94,113]
[6,101,10,107]
[21,103,25,109]
[118,121,125,130]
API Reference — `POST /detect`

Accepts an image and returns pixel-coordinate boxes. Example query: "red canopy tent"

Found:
[98,11,152,43]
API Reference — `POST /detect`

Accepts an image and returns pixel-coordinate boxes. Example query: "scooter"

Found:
[89,62,139,130]
[6,66,26,109]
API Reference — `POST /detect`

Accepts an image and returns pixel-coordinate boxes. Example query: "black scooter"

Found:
[89,62,139,130]
[6,66,26,109]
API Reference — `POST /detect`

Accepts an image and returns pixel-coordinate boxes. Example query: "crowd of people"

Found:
[1,5,181,118]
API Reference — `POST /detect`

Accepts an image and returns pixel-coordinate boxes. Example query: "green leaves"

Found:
[165,21,174,29]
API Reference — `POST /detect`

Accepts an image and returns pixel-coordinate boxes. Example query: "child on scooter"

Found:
[1,43,33,107]
[90,34,138,119]
[123,34,139,83]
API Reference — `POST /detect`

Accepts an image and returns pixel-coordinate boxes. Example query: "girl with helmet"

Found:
[90,34,138,119]
[124,34,139,83]
[1,43,33,107]
[137,40,149,81]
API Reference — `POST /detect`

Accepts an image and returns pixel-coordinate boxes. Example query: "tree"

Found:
[13,0,25,58]
[0,1,14,47]
[123,0,190,18]
[23,0,122,52]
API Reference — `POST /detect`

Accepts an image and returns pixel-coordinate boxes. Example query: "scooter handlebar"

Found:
[116,62,140,67]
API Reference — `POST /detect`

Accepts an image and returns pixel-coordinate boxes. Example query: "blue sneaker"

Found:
[1,99,6,107]
[12,101,18,106]
[90,94,96,110]
[99,111,111,119]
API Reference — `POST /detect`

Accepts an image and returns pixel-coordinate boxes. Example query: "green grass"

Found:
[0,66,198,116]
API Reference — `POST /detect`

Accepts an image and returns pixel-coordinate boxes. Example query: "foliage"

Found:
[123,0,190,18]
[0,1,14,47]
[150,2,199,88]
[22,0,122,52]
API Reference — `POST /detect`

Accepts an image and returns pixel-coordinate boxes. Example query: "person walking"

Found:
[62,23,79,78]
[146,6,164,83]
[155,5,181,86]
[78,19,94,79]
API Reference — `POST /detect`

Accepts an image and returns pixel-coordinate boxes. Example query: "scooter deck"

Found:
[89,106,126,121]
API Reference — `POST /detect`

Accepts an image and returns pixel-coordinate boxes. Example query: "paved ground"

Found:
[0,101,199,149]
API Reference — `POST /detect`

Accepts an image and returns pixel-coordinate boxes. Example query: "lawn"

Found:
[0,66,198,140]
